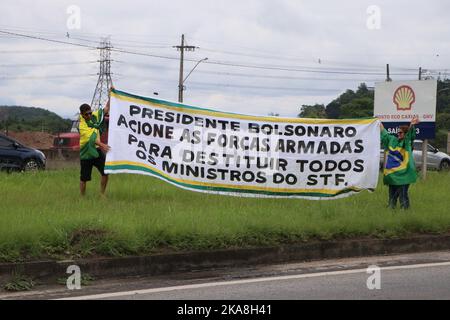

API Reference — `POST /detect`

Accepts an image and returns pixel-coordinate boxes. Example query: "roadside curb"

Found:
[1,233,450,283]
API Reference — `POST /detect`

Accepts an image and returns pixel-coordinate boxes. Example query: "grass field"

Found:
[1,169,449,262]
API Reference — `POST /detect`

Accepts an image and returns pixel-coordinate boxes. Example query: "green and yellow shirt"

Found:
[79,108,104,160]
[381,126,417,185]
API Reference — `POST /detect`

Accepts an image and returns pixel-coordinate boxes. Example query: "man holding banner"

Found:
[79,96,111,196]
[380,116,419,209]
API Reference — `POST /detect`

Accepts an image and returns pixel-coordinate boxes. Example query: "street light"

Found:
[183,57,208,84]
[179,57,208,102]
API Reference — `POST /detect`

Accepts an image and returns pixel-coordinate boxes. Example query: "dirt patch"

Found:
[6,131,54,150]
[69,229,110,247]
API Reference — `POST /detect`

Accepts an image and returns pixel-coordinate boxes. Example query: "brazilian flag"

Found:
[79,109,104,160]
[381,126,417,185]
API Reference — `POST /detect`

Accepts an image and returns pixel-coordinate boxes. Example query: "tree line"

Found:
[0,106,72,134]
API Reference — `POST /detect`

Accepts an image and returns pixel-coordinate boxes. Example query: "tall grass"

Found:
[0,169,449,262]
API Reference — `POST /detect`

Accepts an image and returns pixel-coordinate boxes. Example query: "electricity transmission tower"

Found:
[91,38,113,110]
[71,38,113,132]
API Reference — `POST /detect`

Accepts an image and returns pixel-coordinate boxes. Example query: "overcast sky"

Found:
[0,0,449,119]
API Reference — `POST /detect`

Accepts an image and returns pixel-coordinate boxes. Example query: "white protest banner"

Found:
[105,89,380,200]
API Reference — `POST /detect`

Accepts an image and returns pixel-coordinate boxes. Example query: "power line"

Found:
[2,26,447,70]
[66,34,173,48]
[112,48,432,76]
[0,30,97,49]
[112,73,345,92]
[185,81,344,92]
[0,48,95,54]
[112,46,179,61]
[0,26,63,38]
[194,69,388,82]
[64,35,101,44]
[0,24,178,43]
[0,29,178,60]
[116,60,388,82]
[0,25,175,48]
[199,60,419,75]
[0,74,97,80]
[0,61,97,67]
[111,47,424,75]
[193,36,450,58]
[199,47,426,72]
[1,29,447,77]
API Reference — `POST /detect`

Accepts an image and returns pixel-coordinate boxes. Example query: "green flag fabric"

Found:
[381,126,417,185]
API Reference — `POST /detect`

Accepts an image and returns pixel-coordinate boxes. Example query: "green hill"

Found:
[0,106,72,133]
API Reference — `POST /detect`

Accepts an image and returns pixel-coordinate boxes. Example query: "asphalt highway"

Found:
[1,250,449,300]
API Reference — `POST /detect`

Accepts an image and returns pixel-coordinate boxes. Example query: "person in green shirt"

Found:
[79,98,111,196]
[380,116,419,209]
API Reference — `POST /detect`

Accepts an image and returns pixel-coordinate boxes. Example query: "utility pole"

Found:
[386,64,391,81]
[71,38,113,133]
[174,34,197,103]
[419,67,428,180]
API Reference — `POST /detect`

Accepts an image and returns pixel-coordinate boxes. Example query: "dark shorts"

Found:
[80,150,108,182]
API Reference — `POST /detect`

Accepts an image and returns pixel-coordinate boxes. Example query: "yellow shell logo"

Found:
[393,85,415,111]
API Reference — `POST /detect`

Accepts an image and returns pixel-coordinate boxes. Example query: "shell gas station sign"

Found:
[374,80,437,139]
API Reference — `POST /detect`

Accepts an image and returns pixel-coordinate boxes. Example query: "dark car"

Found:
[0,133,46,172]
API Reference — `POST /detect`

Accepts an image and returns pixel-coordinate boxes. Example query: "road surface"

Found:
[1,250,449,300]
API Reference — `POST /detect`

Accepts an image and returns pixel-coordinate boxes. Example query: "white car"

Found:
[380,140,450,171]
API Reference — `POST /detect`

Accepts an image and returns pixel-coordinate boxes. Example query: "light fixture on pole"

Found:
[179,57,208,103]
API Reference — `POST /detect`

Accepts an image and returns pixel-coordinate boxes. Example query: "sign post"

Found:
[374,79,437,180]
[419,68,428,179]
[422,139,428,179]
[447,131,450,153]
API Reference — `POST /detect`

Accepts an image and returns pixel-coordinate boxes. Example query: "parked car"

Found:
[380,140,450,171]
[0,133,46,172]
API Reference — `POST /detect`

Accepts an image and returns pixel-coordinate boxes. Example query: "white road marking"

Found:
[58,261,450,300]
